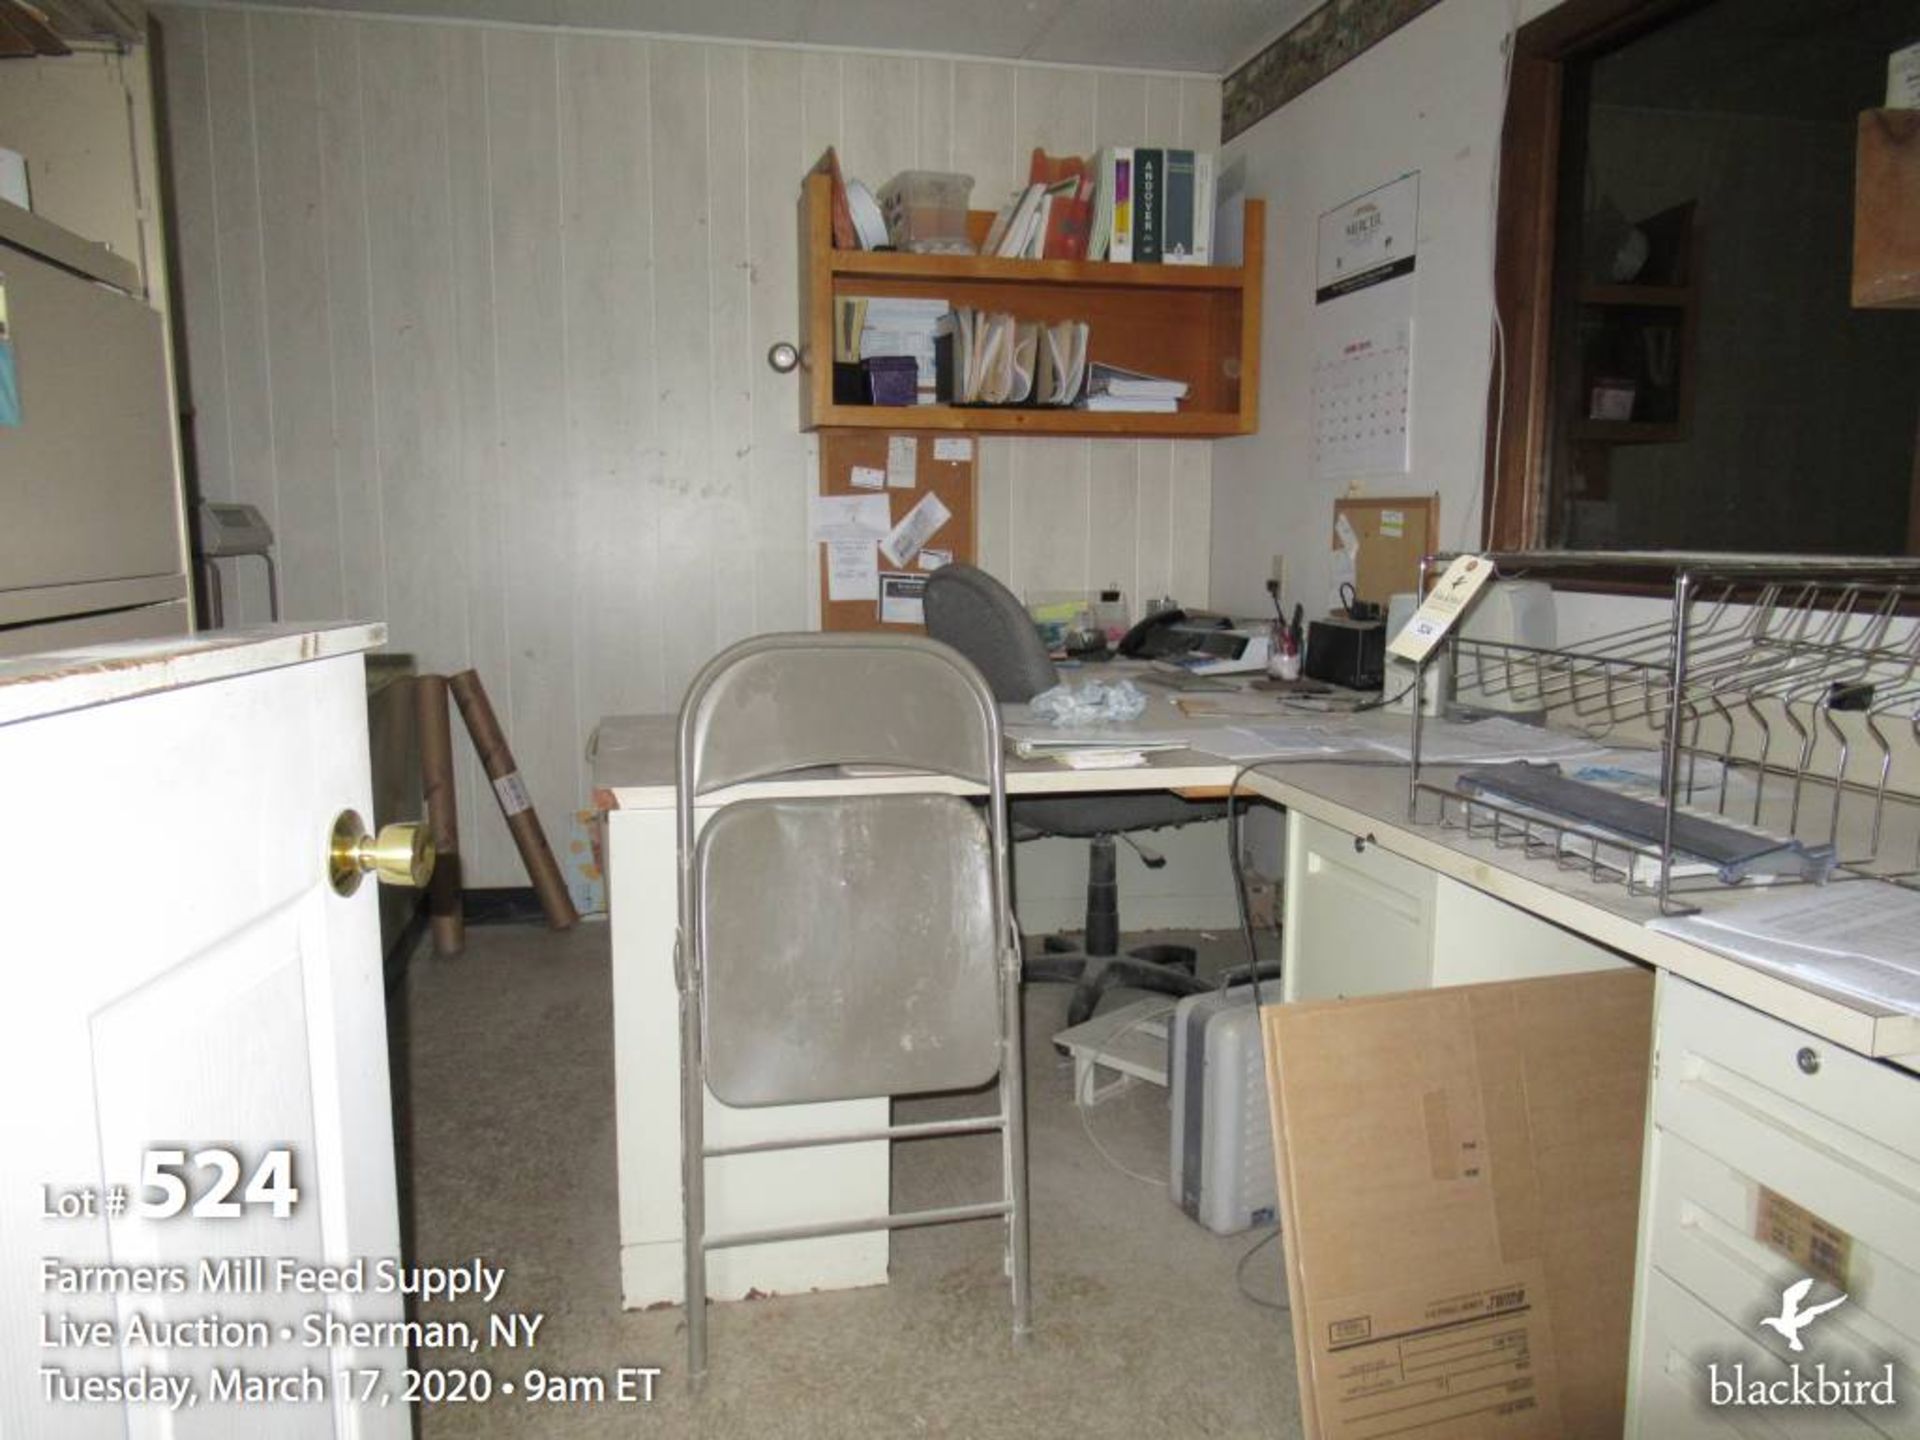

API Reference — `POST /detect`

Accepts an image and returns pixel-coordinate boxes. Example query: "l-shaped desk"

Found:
[590,693,1920,1428]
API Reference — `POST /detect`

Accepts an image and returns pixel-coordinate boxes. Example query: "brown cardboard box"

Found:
[1262,969,1653,1440]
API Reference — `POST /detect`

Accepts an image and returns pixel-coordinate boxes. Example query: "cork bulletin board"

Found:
[817,429,978,633]
[1331,494,1439,608]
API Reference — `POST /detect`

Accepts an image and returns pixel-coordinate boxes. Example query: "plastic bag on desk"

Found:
[1028,678,1148,727]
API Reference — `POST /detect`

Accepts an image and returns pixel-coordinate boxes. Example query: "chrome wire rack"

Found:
[1406,552,1920,914]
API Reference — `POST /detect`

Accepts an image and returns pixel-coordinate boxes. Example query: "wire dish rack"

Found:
[1406,552,1920,914]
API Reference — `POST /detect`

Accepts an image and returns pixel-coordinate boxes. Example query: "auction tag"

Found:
[493,771,533,817]
[1756,1186,1852,1291]
[1386,554,1496,663]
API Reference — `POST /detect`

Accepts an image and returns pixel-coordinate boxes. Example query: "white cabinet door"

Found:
[1282,811,1436,1000]
[0,632,410,1438]
[1281,812,1630,1002]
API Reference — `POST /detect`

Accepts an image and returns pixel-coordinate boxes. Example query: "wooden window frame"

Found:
[1483,0,1706,553]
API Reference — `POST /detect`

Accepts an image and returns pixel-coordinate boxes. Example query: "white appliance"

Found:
[1150,626,1272,677]
[1169,988,1279,1236]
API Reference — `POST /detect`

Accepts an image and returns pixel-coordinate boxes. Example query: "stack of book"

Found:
[1079,361,1188,414]
[846,296,949,405]
[1088,147,1215,265]
[978,151,1096,260]
[935,309,1090,407]
[979,147,1221,265]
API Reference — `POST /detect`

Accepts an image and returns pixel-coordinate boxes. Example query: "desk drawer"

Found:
[1642,1130,1919,1438]
[1631,1269,1885,1439]
[1654,978,1920,1280]
[1658,976,1920,1159]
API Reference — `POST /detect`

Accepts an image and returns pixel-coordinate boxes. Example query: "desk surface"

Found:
[590,684,1920,1066]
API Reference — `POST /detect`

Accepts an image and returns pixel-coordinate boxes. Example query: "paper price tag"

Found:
[1386,554,1496,664]
[493,771,533,817]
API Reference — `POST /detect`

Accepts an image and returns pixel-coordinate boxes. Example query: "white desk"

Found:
[591,696,1920,1310]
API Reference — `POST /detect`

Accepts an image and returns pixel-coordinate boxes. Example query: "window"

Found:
[1488,0,1919,555]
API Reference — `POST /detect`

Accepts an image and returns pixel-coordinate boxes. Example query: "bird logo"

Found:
[1759,1278,1847,1353]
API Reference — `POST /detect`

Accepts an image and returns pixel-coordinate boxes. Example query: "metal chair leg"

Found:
[1002,948,1031,1340]
[681,982,709,1385]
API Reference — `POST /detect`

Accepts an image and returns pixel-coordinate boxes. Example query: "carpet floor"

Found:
[393,921,1300,1438]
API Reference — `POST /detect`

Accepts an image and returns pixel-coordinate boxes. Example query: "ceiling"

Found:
[203,0,1319,75]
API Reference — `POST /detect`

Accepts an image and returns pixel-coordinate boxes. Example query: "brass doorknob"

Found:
[329,810,435,896]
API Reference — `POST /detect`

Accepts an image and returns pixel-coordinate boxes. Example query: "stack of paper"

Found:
[857,297,949,404]
[1649,884,1920,1017]
[1004,729,1187,761]
[1366,715,1609,766]
[1079,362,1188,414]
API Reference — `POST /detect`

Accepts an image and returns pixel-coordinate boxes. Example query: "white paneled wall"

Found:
[154,5,1219,888]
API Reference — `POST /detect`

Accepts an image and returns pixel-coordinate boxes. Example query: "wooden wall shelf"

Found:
[797,171,1263,439]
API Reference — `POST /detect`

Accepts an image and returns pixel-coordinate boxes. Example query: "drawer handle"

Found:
[1795,1046,1821,1076]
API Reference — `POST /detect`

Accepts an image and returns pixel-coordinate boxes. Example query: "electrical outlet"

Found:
[1269,554,1286,596]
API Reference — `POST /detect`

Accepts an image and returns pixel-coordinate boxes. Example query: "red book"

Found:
[812,147,857,251]
[1040,176,1095,260]
[1057,174,1097,260]
[1028,147,1089,189]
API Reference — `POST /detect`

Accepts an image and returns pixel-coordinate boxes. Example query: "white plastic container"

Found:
[877,170,975,254]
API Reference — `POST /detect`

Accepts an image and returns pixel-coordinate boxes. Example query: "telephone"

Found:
[1116,608,1232,659]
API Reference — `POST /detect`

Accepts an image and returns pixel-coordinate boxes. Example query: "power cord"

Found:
[1224,761,1293,1314]
[1072,1000,1179,1187]
[1470,0,1523,550]
[1274,676,1418,717]
[1235,1227,1289,1313]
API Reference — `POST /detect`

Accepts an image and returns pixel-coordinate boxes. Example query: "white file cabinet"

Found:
[1627,974,1920,1439]
[1281,811,1627,1000]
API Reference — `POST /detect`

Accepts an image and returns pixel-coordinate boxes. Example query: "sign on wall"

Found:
[1315,171,1420,303]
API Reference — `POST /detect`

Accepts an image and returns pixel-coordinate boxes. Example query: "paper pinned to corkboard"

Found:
[817,430,977,633]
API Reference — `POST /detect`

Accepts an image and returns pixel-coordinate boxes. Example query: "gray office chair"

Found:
[676,631,1028,1384]
[924,563,1226,1026]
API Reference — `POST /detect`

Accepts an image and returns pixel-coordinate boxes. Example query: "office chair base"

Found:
[1023,940,1209,1028]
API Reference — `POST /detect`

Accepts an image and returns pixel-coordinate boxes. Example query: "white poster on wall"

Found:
[1316,172,1419,304]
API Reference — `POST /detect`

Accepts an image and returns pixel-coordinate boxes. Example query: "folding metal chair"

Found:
[675,632,1030,1382]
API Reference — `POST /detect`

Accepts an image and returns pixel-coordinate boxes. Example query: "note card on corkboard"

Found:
[817,430,977,633]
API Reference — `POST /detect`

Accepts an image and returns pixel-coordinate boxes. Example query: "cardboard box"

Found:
[1262,968,1653,1440]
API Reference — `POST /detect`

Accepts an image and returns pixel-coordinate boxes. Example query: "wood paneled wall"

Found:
[153,5,1219,888]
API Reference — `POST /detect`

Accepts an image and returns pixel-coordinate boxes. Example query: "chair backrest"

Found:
[923,564,1059,703]
[696,792,1001,1103]
[677,632,1013,1106]
[679,631,999,794]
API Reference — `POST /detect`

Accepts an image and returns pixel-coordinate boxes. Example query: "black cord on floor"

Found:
[1235,1227,1289,1313]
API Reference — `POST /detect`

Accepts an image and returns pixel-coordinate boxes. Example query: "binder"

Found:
[1133,148,1163,264]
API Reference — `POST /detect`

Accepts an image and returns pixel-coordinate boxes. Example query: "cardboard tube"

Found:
[415,676,465,957]
[447,670,579,931]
